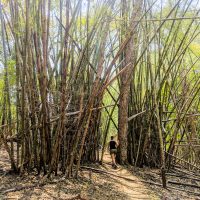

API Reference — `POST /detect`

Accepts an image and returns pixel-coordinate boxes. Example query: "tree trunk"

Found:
[118,0,143,164]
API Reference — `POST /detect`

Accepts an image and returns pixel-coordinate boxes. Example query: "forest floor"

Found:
[0,146,200,200]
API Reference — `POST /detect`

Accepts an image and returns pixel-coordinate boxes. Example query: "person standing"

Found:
[109,136,118,169]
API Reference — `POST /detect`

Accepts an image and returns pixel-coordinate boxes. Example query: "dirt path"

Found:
[100,152,158,200]
[1,147,200,199]
[0,147,159,200]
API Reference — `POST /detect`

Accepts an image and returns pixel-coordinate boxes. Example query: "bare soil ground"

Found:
[0,146,199,200]
[0,147,157,200]
[99,153,158,200]
[135,167,200,200]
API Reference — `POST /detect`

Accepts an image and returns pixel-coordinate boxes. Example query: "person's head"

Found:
[111,136,114,140]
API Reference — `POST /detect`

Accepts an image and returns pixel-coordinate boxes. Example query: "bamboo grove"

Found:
[0,0,200,187]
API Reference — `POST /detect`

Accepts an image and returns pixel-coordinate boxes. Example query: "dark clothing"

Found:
[110,140,117,150]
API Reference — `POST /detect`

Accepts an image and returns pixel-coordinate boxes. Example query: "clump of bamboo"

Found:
[0,0,199,188]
